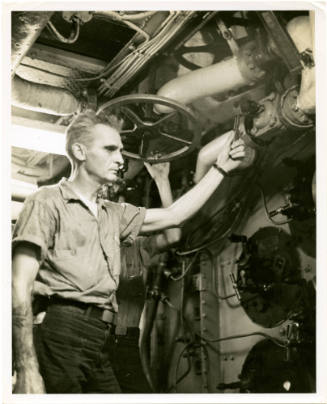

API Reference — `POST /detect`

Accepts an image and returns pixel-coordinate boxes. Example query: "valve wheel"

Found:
[97,94,199,163]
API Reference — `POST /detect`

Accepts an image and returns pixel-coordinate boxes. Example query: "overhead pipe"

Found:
[11,11,54,77]
[286,14,315,114]
[12,75,81,116]
[11,179,37,202]
[155,42,266,114]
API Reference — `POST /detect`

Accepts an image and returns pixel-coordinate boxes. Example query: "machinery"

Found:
[10,8,316,394]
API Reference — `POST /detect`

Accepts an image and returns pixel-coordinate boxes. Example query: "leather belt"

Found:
[49,297,116,324]
[115,326,140,337]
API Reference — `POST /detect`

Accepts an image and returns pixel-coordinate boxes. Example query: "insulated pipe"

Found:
[11,11,54,77]
[139,298,159,392]
[286,14,315,114]
[12,75,81,116]
[155,57,249,114]
[12,179,37,202]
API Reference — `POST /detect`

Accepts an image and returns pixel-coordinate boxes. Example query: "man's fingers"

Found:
[230,139,244,149]
[229,144,245,154]
[229,150,246,160]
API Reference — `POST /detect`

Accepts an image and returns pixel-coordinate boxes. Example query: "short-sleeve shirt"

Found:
[12,178,146,312]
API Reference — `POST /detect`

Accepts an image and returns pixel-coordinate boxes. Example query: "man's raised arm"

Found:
[12,244,45,394]
[140,135,252,234]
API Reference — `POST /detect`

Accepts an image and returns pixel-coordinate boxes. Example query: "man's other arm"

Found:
[12,244,45,393]
[144,162,181,251]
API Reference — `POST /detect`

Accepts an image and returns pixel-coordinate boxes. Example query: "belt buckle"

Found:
[101,309,114,323]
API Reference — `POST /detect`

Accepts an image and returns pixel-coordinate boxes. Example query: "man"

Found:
[109,162,180,393]
[12,110,252,393]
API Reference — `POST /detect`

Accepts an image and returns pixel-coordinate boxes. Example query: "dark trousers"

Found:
[33,303,121,393]
[108,329,152,393]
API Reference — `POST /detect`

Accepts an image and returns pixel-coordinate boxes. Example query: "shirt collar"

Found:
[59,178,80,201]
[59,178,105,209]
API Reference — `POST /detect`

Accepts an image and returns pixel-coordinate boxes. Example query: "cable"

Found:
[185,200,240,247]
[166,343,192,392]
[95,10,157,21]
[175,207,243,256]
[116,11,157,21]
[174,344,193,389]
[256,182,292,225]
[161,295,180,312]
[210,290,237,300]
[47,18,80,44]
[74,12,168,83]
[170,252,199,281]
[197,331,287,348]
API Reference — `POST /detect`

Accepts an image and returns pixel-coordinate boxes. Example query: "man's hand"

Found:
[13,367,46,394]
[144,162,170,182]
[217,134,256,174]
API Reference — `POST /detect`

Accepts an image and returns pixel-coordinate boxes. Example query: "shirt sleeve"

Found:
[12,198,56,262]
[119,203,146,245]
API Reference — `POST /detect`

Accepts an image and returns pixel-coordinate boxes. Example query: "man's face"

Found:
[84,123,124,185]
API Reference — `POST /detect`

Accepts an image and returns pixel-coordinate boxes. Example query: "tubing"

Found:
[11,11,54,77]
[287,15,315,114]
[12,76,80,116]
[139,298,159,392]
[155,57,249,114]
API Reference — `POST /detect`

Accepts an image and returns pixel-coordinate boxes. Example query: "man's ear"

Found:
[71,143,87,162]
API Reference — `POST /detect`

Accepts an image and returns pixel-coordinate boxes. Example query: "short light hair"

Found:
[65,109,123,162]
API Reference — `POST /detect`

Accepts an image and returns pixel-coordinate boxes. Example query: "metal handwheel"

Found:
[97,94,199,163]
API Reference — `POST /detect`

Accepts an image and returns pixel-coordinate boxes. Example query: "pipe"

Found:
[155,57,249,114]
[139,298,159,392]
[286,15,315,114]
[139,259,166,392]
[12,75,81,116]
[11,11,54,77]
[11,179,37,202]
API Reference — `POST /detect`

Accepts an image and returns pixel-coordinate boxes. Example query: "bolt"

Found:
[292,104,299,112]
[201,300,206,305]
[202,313,207,318]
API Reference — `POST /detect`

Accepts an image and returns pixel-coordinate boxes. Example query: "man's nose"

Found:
[116,151,124,166]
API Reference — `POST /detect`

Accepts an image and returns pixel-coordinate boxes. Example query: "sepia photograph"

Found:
[2,1,327,403]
